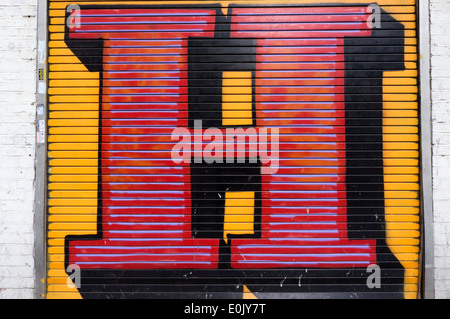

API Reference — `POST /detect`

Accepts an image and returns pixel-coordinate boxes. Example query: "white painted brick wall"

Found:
[0,0,37,299]
[431,0,450,299]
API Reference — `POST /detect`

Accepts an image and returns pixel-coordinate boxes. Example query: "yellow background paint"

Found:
[224,191,256,243]
[222,72,254,126]
[47,0,421,299]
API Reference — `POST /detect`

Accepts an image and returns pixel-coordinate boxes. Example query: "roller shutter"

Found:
[46,0,421,299]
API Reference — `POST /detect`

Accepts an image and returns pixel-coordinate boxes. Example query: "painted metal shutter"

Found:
[46,0,421,299]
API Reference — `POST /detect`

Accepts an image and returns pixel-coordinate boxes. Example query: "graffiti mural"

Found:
[47,0,421,299]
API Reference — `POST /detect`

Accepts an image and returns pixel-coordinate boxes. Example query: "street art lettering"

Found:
[46,2,420,299]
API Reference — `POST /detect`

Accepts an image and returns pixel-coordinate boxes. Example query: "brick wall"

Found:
[431,0,450,299]
[0,0,37,298]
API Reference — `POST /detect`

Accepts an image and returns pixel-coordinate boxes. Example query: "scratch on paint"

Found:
[280,276,287,287]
